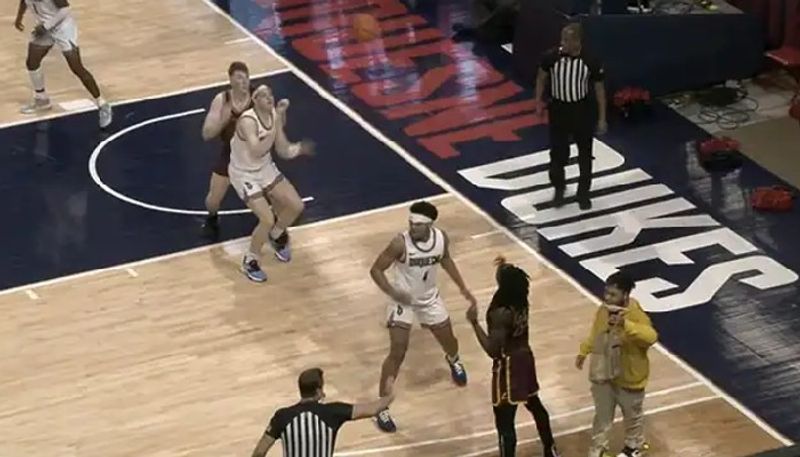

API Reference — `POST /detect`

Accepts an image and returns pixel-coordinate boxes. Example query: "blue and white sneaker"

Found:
[241,257,267,283]
[270,231,292,263]
[375,408,397,433]
[446,355,468,386]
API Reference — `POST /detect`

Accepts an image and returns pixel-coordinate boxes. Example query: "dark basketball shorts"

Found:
[213,146,231,177]
[492,349,540,406]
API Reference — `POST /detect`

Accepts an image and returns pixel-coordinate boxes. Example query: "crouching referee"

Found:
[251,368,394,457]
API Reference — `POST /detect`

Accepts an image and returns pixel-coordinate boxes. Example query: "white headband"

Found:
[409,213,433,224]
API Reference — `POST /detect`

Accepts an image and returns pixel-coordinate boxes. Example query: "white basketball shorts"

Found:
[31,18,78,52]
[386,296,450,329]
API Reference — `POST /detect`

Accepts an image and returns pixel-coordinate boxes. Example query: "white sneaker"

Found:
[21,97,52,114]
[98,103,113,129]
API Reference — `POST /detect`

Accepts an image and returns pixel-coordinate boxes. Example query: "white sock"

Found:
[28,68,47,98]
[244,252,259,263]
[95,96,106,107]
[446,354,460,363]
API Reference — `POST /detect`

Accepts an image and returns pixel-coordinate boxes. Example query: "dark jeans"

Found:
[493,395,556,457]
[548,99,595,200]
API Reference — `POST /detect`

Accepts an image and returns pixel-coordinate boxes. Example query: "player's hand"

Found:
[466,303,479,324]
[33,23,46,38]
[575,354,586,370]
[276,98,290,115]
[299,139,315,156]
[14,18,24,32]
[461,288,477,308]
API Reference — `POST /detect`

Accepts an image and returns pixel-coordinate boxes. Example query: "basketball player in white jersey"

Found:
[369,200,477,433]
[200,61,253,240]
[14,0,112,128]
[229,84,313,282]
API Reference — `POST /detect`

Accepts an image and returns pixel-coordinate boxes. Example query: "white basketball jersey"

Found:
[229,108,277,172]
[391,227,445,306]
[26,0,72,27]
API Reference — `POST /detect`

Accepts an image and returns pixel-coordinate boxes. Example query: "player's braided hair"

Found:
[491,262,530,311]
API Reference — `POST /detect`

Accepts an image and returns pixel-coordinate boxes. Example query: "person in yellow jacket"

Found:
[575,272,658,457]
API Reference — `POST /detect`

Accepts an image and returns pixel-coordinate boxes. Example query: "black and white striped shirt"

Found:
[541,48,604,103]
[264,401,353,457]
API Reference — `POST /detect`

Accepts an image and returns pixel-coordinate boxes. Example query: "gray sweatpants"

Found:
[588,382,645,457]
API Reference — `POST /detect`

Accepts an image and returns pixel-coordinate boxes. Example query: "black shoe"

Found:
[553,188,565,208]
[202,214,219,240]
[578,198,592,210]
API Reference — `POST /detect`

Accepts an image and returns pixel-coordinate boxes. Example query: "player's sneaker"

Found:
[375,408,397,433]
[446,355,468,386]
[99,102,113,129]
[546,444,562,457]
[617,446,644,457]
[241,257,267,283]
[270,231,291,262]
[21,97,52,114]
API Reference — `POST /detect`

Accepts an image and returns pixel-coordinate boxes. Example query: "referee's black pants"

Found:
[547,99,594,201]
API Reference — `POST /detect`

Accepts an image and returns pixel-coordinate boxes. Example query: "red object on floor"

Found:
[751,186,796,212]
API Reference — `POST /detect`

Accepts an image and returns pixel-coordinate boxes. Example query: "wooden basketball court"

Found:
[0,0,789,455]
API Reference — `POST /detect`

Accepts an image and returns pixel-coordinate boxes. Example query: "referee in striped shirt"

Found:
[534,23,607,210]
[251,368,394,457]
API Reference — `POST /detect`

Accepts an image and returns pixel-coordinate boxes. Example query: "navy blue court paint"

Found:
[1,71,441,290]
[232,0,800,442]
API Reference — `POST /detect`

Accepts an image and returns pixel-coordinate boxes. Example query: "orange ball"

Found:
[351,13,381,42]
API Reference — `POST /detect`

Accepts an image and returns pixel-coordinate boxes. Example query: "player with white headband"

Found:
[369,200,477,433]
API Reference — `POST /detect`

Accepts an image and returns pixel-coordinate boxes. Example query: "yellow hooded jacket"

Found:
[579,298,658,390]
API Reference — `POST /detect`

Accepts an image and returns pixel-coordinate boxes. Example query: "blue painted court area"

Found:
[233,0,800,442]
[1,71,442,290]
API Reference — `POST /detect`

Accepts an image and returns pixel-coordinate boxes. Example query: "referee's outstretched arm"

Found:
[351,391,395,419]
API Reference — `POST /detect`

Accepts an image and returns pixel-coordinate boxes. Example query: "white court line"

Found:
[457,395,720,457]
[200,0,794,446]
[0,193,450,298]
[225,37,251,45]
[0,68,290,131]
[126,268,139,278]
[335,382,705,456]
[25,289,39,300]
[470,229,501,240]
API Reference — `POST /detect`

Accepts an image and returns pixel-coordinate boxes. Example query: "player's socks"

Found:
[202,214,220,240]
[242,254,267,282]
[375,408,397,433]
[445,354,468,386]
[269,230,291,262]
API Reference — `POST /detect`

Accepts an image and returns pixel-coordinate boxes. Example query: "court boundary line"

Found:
[455,395,720,457]
[199,0,793,446]
[335,381,706,456]
[0,68,290,130]
[0,193,449,298]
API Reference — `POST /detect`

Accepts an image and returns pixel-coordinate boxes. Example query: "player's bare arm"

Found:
[440,231,476,306]
[237,116,274,156]
[468,306,510,358]
[250,432,276,457]
[370,235,412,305]
[201,93,230,141]
[14,0,27,31]
[273,98,315,159]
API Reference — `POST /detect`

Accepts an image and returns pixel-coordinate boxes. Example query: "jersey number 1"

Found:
[423,272,429,281]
